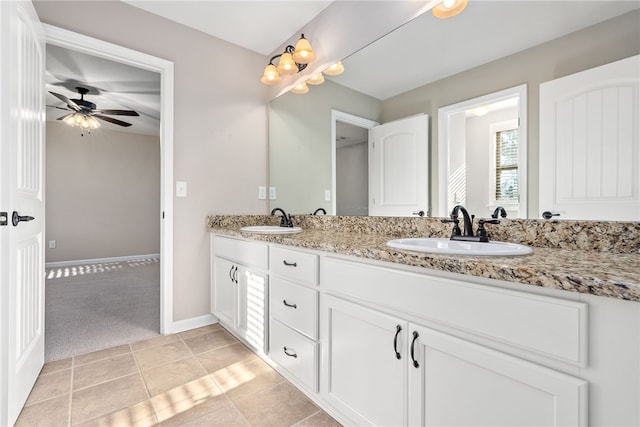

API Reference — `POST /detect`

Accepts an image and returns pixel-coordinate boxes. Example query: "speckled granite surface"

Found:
[207,215,640,302]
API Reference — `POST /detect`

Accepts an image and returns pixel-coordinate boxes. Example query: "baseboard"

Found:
[171,313,218,334]
[45,253,161,268]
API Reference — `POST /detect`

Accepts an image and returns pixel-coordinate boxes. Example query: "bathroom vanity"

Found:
[208,215,640,427]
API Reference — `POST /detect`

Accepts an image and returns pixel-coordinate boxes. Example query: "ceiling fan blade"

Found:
[49,91,81,111]
[93,109,140,116]
[47,105,72,112]
[93,114,133,127]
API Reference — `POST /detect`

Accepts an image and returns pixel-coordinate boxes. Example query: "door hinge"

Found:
[0,212,7,226]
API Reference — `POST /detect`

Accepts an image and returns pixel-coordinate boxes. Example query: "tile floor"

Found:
[15,324,341,427]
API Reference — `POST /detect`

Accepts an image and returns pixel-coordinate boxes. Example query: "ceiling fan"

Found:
[48,86,139,128]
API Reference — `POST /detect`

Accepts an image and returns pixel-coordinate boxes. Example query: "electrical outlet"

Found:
[325,190,331,201]
[258,186,267,200]
[269,187,277,200]
[48,240,56,249]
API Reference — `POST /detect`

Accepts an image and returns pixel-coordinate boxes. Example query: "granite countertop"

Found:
[207,215,640,303]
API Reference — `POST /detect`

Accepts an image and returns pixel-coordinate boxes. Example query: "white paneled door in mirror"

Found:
[540,55,639,221]
[370,114,429,217]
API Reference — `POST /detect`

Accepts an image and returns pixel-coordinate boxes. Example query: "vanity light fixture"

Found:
[322,61,344,76]
[291,81,310,94]
[261,34,316,85]
[432,0,468,18]
[307,73,325,85]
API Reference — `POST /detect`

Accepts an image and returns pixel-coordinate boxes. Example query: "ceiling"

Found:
[45,1,639,135]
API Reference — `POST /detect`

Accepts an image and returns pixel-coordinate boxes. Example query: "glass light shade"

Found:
[63,113,101,129]
[62,114,76,126]
[323,61,344,76]
[432,0,468,18]
[276,52,298,75]
[291,82,309,94]
[261,64,281,85]
[86,115,101,129]
[292,35,315,64]
[307,73,325,85]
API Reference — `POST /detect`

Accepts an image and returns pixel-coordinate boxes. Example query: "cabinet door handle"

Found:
[410,331,420,368]
[283,299,297,309]
[283,260,297,267]
[283,346,298,358]
[228,265,235,283]
[393,325,402,360]
[232,266,238,284]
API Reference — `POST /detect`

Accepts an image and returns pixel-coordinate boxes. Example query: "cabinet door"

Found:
[236,266,268,353]
[322,295,408,426]
[408,325,588,427]
[212,257,236,327]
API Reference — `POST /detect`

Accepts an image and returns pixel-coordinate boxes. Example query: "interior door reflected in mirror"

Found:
[438,85,527,219]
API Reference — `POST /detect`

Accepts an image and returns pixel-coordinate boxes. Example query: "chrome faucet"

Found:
[270,207,294,227]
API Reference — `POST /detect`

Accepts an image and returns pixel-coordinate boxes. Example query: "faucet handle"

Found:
[476,219,500,241]
[441,217,461,236]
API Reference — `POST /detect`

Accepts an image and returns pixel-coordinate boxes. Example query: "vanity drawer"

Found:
[213,235,267,269]
[270,277,318,340]
[270,246,318,286]
[270,318,318,392]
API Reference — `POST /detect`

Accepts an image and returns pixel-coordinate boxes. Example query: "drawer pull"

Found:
[393,325,402,360]
[283,260,298,267]
[283,346,298,358]
[283,299,298,309]
[410,331,420,368]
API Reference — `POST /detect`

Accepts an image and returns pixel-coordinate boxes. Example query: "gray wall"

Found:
[46,122,160,262]
[269,80,381,214]
[34,1,269,322]
[381,10,640,218]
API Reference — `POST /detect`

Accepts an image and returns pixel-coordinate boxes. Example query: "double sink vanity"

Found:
[208,213,640,426]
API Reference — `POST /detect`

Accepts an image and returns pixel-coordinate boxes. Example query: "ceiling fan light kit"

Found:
[48,86,139,135]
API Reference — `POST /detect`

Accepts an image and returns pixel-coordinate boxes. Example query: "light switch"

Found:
[269,187,276,200]
[325,190,331,201]
[176,181,187,197]
[258,186,267,200]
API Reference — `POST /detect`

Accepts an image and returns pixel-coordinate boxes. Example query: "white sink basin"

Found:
[387,237,532,256]
[240,225,302,234]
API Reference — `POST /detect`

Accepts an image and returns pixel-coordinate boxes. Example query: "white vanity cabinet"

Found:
[210,235,268,353]
[321,256,589,427]
[268,246,320,392]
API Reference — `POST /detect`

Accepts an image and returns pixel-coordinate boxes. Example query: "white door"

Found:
[321,295,408,426]
[0,1,46,425]
[370,114,429,217]
[408,326,588,427]
[539,55,640,220]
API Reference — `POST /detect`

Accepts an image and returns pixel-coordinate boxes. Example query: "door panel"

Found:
[370,115,429,217]
[540,55,639,220]
[1,1,46,425]
[408,326,587,427]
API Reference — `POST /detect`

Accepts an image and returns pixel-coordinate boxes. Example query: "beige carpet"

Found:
[45,257,160,362]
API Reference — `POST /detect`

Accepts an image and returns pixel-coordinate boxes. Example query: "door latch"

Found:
[0,212,7,226]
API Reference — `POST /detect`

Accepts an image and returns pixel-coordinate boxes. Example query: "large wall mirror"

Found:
[269,2,639,219]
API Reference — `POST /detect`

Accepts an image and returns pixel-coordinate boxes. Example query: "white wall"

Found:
[45,121,160,262]
[34,0,269,322]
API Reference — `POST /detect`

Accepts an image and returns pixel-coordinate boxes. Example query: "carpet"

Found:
[45,257,161,362]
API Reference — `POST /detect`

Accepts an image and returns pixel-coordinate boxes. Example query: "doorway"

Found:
[438,85,527,218]
[331,110,378,215]
[43,25,174,348]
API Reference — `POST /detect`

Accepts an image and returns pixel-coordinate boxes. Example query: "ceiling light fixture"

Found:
[432,0,468,18]
[62,112,101,136]
[261,34,316,85]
